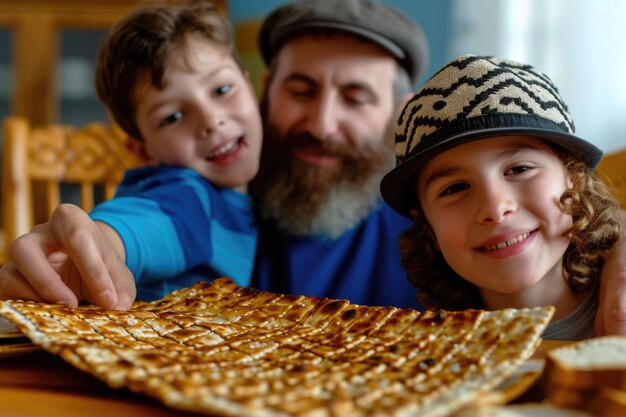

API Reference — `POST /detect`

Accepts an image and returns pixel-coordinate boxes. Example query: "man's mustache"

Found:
[283,133,358,160]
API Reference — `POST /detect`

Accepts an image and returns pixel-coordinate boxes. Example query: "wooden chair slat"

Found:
[1,116,142,263]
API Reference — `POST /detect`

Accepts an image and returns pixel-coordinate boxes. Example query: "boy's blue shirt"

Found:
[89,166,256,301]
[90,166,421,310]
[251,202,422,310]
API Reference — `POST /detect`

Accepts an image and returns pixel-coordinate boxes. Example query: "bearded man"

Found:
[249,0,428,308]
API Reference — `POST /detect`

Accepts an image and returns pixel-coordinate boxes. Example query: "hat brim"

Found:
[380,127,604,218]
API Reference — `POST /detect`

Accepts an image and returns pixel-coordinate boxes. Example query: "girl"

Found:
[380,55,621,340]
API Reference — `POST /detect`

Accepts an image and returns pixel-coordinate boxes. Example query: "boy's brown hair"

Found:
[95,1,239,141]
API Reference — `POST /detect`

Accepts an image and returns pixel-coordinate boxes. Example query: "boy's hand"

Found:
[0,204,135,310]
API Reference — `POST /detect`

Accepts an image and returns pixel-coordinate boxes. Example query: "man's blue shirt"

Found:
[251,202,421,309]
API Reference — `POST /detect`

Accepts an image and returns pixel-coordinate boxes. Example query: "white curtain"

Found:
[449,0,626,154]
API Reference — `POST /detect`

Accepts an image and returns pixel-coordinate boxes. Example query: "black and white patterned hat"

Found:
[380,54,603,218]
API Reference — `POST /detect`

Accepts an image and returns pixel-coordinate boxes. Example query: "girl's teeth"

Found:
[483,232,530,251]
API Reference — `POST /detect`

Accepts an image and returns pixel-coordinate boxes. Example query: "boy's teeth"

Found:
[483,232,530,251]
[208,139,237,158]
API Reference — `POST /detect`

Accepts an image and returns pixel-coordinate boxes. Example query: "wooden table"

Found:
[0,350,206,417]
[0,340,570,417]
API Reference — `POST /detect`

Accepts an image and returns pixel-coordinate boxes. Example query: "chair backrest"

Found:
[597,148,626,208]
[1,116,142,260]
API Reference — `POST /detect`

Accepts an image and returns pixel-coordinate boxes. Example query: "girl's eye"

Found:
[160,111,183,127]
[505,165,532,175]
[214,84,232,97]
[439,182,469,196]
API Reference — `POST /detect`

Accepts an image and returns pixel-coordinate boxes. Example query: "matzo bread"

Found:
[0,278,553,417]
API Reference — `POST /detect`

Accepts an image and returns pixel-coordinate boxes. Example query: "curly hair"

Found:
[398,152,621,311]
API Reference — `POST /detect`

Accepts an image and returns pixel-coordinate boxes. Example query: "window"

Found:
[450,0,626,153]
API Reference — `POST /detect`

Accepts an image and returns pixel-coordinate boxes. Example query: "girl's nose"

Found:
[475,182,517,224]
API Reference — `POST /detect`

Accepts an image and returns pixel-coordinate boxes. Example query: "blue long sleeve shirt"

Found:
[90,166,256,301]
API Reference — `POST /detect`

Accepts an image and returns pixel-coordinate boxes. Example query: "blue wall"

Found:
[227,0,452,89]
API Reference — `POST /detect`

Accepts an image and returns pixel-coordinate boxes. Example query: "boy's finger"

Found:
[7,236,79,307]
[109,262,136,310]
[0,263,47,303]
[48,204,119,309]
[61,228,119,310]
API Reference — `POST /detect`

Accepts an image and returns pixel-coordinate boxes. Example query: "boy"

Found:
[89,1,263,301]
[380,55,621,340]
[1,1,262,305]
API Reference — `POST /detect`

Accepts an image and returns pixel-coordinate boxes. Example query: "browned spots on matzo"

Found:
[0,277,553,417]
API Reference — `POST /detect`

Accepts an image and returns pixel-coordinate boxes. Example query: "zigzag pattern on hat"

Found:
[394,55,575,165]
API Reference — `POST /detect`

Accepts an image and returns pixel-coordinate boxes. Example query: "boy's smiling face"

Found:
[132,34,262,192]
[416,135,573,303]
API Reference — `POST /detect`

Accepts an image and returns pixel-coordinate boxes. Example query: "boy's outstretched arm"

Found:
[0,204,135,310]
[596,208,626,335]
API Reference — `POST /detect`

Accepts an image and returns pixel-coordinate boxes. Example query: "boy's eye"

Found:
[160,111,183,127]
[439,182,469,196]
[214,84,232,97]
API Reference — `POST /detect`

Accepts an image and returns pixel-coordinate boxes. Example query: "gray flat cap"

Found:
[258,0,429,85]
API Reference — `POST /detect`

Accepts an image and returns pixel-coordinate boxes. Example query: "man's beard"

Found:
[250,121,395,240]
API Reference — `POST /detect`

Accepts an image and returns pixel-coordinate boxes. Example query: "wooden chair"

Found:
[597,148,626,208]
[1,116,142,263]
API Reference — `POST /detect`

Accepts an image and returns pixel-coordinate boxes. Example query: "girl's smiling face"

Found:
[416,136,573,302]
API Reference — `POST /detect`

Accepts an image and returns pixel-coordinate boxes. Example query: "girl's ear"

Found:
[125,138,158,165]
